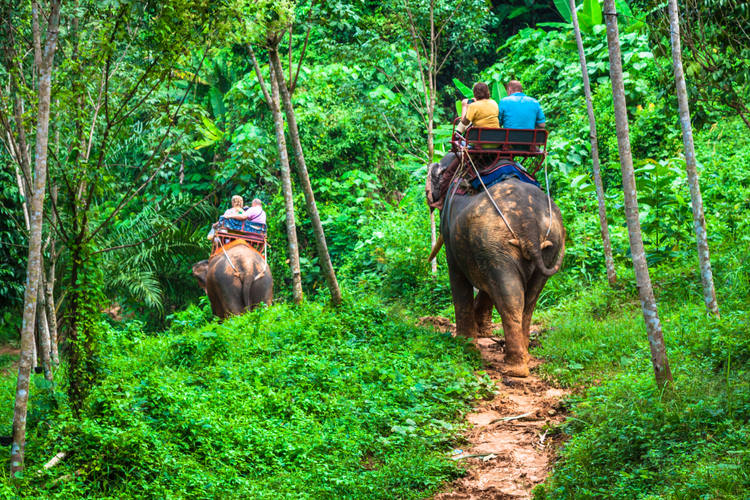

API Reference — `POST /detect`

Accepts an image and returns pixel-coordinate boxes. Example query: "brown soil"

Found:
[420,317,569,500]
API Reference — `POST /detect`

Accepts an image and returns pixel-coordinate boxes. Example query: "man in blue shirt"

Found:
[498,80,546,129]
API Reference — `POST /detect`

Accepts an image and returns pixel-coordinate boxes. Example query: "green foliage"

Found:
[338,185,453,315]
[532,271,750,498]
[531,116,750,496]
[3,1,749,496]
[0,167,25,342]
[0,299,493,498]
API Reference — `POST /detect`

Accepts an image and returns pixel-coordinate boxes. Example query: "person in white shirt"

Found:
[243,198,266,225]
[223,195,245,219]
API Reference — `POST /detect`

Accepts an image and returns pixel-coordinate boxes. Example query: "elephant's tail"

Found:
[530,236,565,277]
[427,233,444,263]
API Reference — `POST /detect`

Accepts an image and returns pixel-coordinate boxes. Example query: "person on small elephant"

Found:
[427,82,498,209]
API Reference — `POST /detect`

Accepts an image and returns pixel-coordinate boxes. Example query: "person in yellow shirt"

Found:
[456,82,499,133]
[428,82,500,207]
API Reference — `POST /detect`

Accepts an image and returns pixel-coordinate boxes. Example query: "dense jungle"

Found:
[1,0,749,498]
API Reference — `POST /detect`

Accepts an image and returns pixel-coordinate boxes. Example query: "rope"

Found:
[219,238,238,272]
[542,154,553,238]
[442,152,467,224]
[461,146,520,241]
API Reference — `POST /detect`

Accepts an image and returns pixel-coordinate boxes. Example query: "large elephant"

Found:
[192,242,272,318]
[438,177,565,377]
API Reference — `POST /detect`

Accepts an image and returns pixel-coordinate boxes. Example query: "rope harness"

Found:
[218,237,238,272]
[456,146,554,241]
[460,146,519,241]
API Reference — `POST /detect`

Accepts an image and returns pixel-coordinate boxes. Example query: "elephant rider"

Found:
[223,195,246,219]
[428,82,499,208]
[207,195,244,240]
[222,197,267,235]
[242,198,267,226]
[498,80,546,130]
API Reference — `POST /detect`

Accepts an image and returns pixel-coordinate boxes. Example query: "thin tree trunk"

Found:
[269,62,305,304]
[46,190,59,365]
[37,275,53,382]
[248,46,304,304]
[667,0,719,317]
[427,1,438,276]
[269,50,342,306]
[11,0,61,476]
[570,0,617,286]
[430,212,438,274]
[14,166,31,230]
[45,250,59,365]
[603,0,673,388]
[31,330,37,372]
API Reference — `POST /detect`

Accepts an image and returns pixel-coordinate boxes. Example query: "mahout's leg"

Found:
[473,290,495,337]
[447,255,478,339]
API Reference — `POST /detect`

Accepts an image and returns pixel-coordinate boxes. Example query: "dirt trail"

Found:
[419,318,568,499]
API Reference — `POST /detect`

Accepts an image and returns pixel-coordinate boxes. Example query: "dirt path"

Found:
[420,318,568,499]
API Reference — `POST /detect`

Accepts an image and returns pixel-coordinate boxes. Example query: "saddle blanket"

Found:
[469,162,540,191]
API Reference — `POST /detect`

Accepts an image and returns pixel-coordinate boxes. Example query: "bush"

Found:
[0,298,494,498]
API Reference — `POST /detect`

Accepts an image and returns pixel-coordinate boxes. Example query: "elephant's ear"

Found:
[192,260,209,291]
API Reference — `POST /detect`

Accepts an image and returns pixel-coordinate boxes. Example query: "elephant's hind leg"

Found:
[447,257,479,339]
[522,271,548,352]
[473,290,495,337]
[491,274,529,377]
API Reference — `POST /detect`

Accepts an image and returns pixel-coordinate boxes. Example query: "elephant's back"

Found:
[210,242,267,275]
[446,178,563,254]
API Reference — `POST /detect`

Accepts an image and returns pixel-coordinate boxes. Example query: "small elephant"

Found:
[438,177,565,377]
[192,242,272,318]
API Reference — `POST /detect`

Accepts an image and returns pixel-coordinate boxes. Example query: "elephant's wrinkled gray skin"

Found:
[192,243,272,318]
[440,178,565,377]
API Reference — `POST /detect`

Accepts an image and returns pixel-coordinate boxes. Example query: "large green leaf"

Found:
[492,82,507,103]
[615,0,633,21]
[452,78,473,99]
[553,0,572,23]
[507,6,531,19]
[583,0,603,27]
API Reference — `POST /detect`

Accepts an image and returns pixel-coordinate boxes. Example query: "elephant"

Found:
[192,241,273,318]
[436,177,565,377]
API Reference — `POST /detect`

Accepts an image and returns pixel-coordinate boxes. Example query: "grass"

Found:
[0,297,493,499]
[532,260,750,499]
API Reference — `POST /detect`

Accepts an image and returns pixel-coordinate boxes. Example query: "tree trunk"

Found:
[46,188,59,365]
[603,0,673,388]
[11,0,61,477]
[667,0,720,317]
[570,0,617,286]
[268,50,342,306]
[36,277,53,382]
[248,46,304,304]
[427,1,438,276]
[430,212,438,274]
[268,60,304,304]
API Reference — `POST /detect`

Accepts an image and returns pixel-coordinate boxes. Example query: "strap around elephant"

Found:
[462,145,520,242]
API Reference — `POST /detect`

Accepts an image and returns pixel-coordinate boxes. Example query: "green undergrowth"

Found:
[0,297,493,498]
[532,260,750,499]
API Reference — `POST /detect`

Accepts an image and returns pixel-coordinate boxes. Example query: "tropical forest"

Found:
[1,0,748,498]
